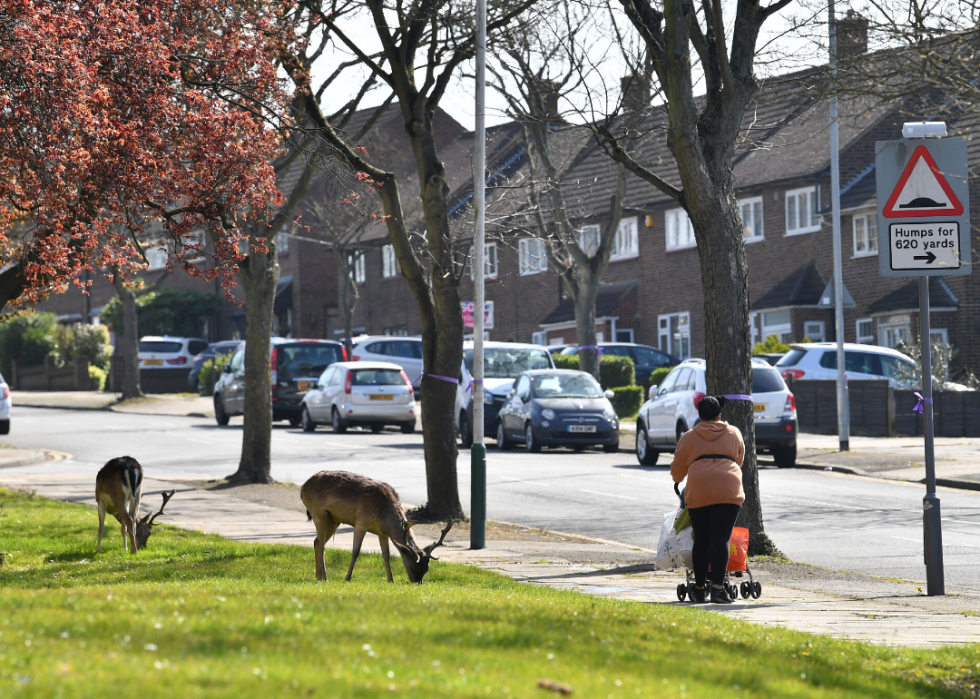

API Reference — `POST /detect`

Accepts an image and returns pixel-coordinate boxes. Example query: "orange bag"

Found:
[727,527,749,572]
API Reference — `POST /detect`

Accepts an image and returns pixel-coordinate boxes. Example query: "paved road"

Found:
[9,406,980,589]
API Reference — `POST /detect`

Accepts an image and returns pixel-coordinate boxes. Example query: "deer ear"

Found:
[391,539,420,563]
[139,513,151,525]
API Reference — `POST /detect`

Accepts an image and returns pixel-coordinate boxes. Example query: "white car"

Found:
[300,361,416,434]
[776,342,917,387]
[635,358,798,467]
[139,336,209,370]
[351,336,424,387]
[0,372,10,434]
[455,341,554,447]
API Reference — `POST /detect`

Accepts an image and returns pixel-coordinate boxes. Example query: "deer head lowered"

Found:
[300,470,454,584]
[134,490,175,550]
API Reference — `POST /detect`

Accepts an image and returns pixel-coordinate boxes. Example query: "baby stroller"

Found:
[672,483,762,602]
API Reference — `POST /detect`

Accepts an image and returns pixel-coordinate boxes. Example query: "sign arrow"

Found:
[913,251,937,264]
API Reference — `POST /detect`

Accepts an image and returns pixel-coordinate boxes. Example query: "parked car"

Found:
[752,352,785,366]
[213,338,346,426]
[455,341,554,448]
[497,369,619,453]
[351,336,424,387]
[0,372,10,434]
[635,358,798,467]
[776,343,917,387]
[138,336,209,371]
[300,361,415,434]
[188,340,242,389]
[560,343,679,385]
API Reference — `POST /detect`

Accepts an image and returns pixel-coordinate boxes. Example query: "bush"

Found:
[552,352,635,388]
[198,352,232,396]
[610,385,644,418]
[752,334,790,355]
[102,288,220,338]
[649,366,676,389]
[551,354,578,371]
[0,312,58,378]
[53,323,112,370]
[88,365,107,391]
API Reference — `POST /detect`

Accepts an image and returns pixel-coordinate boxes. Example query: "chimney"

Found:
[621,74,650,116]
[838,10,868,59]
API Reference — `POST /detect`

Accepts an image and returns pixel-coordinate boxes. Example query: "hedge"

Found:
[551,353,636,389]
[610,385,644,418]
[551,354,578,371]
[650,366,676,389]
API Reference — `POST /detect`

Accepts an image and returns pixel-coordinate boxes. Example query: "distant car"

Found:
[351,336,424,387]
[213,338,347,426]
[635,358,798,467]
[547,344,574,355]
[188,341,242,389]
[560,343,679,385]
[138,336,209,371]
[300,361,416,434]
[497,369,619,453]
[776,343,917,387]
[0,372,10,434]
[753,353,785,366]
[456,341,554,448]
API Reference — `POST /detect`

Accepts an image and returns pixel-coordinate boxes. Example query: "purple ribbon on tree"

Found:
[579,345,604,354]
[912,392,932,413]
[721,394,753,401]
[466,379,483,394]
[420,369,459,385]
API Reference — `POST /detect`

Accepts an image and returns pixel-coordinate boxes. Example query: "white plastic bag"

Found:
[673,525,694,569]
[655,508,695,570]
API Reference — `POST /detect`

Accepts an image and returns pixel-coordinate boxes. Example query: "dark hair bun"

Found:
[698,396,725,421]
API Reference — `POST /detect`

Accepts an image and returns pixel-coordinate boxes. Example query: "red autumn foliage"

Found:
[0,0,292,307]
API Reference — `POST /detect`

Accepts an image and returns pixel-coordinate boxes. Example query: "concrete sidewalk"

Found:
[1,467,977,648]
[12,390,214,417]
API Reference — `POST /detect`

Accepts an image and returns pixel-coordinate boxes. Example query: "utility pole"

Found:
[470,0,487,550]
[829,0,850,451]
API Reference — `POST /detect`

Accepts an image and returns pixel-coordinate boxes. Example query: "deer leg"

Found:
[121,513,137,554]
[97,500,106,553]
[379,536,394,583]
[345,527,367,582]
[311,513,338,581]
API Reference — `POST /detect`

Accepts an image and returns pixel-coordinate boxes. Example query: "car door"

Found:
[648,367,681,441]
[389,340,423,385]
[309,367,333,420]
[506,375,531,438]
[663,368,693,443]
[224,348,246,413]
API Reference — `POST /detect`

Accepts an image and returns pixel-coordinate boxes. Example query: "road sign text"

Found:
[889,222,960,270]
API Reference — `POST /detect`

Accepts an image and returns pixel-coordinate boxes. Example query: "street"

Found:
[12,406,980,589]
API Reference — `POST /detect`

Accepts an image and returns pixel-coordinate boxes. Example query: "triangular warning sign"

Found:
[883,145,964,218]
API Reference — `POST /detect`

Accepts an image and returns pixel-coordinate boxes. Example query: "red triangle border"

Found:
[882,145,964,218]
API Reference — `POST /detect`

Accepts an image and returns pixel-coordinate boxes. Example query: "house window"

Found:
[761,309,792,344]
[548,337,564,346]
[615,328,634,342]
[467,243,498,280]
[578,224,600,256]
[804,321,826,342]
[276,226,290,255]
[856,318,874,344]
[519,238,548,275]
[785,186,820,235]
[610,217,639,260]
[740,197,764,242]
[531,331,547,345]
[144,246,168,270]
[878,315,910,348]
[750,312,759,346]
[382,244,400,278]
[852,212,878,257]
[665,208,696,251]
[658,312,691,359]
[349,251,365,284]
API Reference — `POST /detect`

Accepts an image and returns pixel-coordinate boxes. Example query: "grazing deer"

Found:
[133,489,175,550]
[300,471,453,584]
[96,456,143,554]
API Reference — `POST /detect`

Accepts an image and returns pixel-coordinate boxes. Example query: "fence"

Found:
[788,378,980,438]
[109,355,191,394]
[11,356,93,391]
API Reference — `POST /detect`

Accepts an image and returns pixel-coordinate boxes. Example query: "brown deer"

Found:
[96,456,143,554]
[300,471,453,584]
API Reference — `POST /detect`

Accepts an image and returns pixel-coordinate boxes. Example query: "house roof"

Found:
[867,277,959,314]
[751,260,827,311]
[539,280,638,326]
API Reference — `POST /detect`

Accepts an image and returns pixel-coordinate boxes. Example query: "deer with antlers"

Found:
[95,456,174,553]
[300,471,453,584]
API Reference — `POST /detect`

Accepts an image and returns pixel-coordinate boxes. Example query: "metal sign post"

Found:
[876,124,971,596]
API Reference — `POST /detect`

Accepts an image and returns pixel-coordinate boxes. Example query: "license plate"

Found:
[296,380,313,392]
[567,424,596,433]
[753,404,766,413]
[369,394,394,401]
[144,359,163,366]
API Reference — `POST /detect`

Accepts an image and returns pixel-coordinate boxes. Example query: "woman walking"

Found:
[671,395,745,604]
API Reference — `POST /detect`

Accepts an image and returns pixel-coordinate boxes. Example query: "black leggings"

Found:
[688,503,741,587]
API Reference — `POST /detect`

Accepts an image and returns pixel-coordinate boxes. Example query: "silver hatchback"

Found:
[300,361,416,434]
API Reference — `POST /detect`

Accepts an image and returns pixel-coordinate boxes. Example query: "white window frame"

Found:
[852,211,879,257]
[739,196,764,242]
[382,244,400,278]
[518,238,548,275]
[930,328,948,345]
[785,186,820,235]
[803,321,826,342]
[615,328,635,343]
[610,217,639,261]
[665,208,696,251]
[144,246,169,271]
[658,312,691,360]
[577,224,600,256]
[275,226,290,256]
[878,314,911,349]
[531,331,547,346]
[467,243,498,280]
[856,318,874,344]
[750,312,759,346]
[349,251,366,284]
[761,309,792,344]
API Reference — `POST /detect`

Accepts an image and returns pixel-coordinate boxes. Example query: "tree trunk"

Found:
[111,275,142,400]
[573,281,601,379]
[339,267,357,359]
[225,247,278,484]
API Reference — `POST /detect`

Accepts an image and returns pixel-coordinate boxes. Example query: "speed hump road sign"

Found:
[876,138,971,277]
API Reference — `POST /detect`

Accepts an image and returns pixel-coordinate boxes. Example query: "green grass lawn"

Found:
[0,488,976,699]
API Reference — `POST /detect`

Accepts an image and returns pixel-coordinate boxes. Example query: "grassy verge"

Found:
[0,488,977,698]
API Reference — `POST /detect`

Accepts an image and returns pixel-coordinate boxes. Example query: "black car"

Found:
[188,341,242,389]
[560,343,678,385]
[497,369,620,452]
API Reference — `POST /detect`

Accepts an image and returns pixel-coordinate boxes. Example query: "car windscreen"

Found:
[352,369,405,386]
[139,341,183,353]
[277,344,344,377]
[776,348,807,367]
[633,346,670,367]
[532,374,603,398]
[752,367,786,393]
[465,348,551,378]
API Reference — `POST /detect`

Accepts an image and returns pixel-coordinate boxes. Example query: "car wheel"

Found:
[332,409,348,434]
[301,406,316,432]
[772,443,797,468]
[214,395,229,426]
[676,422,688,444]
[525,423,541,453]
[0,418,9,435]
[496,421,511,450]
[603,439,619,453]
[400,421,415,434]
[636,425,658,465]
[370,424,384,434]
[289,417,301,427]
[459,412,473,449]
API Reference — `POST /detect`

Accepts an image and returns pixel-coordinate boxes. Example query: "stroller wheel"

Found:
[751,581,762,599]
[728,584,739,601]
[740,581,751,599]
[676,584,687,601]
